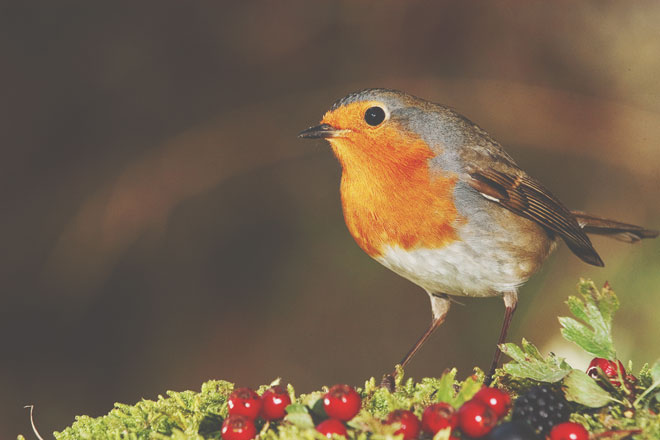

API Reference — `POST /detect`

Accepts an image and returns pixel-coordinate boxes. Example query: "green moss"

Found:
[34,280,660,439]
[49,372,481,440]
[54,381,233,440]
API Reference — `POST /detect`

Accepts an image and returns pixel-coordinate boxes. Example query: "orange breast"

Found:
[332,127,461,258]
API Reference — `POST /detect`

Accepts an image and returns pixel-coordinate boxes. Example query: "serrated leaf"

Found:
[566,296,589,323]
[559,280,618,360]
[558,317,614,359]
[501,339,572,382]
[563,370,615,408]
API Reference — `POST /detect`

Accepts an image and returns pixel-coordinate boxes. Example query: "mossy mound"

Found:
[21,280,660,439]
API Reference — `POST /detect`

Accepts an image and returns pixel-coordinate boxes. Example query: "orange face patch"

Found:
[321,101,461,257]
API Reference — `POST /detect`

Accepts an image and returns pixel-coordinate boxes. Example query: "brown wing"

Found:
[467,169,604,267]
[439,106,604,266]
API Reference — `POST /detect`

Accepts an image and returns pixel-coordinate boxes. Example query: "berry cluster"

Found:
[454,385,588,440]
[489,356,638,439]
[316,384,362,438]
[222,377,603,440]
[222,385,291,440]
[316,384,458,440]
[384,386,510,439]
[317,384,590,440]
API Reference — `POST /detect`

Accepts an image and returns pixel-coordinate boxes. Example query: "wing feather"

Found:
[467,169,604,267]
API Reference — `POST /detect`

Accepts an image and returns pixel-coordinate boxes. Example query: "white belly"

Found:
[376,228,556,297]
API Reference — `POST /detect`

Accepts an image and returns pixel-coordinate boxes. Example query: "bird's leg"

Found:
[485,290,518,385]
[381,293,451,390]
[399,293,451,368]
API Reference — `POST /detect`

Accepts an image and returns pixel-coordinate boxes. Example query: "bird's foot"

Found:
[379,372,396,392]
[379,365,403,391]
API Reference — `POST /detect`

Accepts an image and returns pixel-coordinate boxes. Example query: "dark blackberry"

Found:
[511,384,571,438]
[486,421,536,440]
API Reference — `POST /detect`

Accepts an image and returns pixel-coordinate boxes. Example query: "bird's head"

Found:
[299,89,444,174]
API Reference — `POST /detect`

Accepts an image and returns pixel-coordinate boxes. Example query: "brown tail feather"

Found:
[571,211,659,243]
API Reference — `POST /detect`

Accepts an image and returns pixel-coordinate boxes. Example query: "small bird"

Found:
[299,89,657,383]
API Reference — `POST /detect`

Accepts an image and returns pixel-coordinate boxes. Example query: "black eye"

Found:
[364,106,386,126]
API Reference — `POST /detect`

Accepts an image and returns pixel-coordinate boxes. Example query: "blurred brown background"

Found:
[2,1,660,438]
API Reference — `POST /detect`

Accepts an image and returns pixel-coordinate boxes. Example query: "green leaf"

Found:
[563,370,616,408]
[453,373,483,407]
[432,369,457,404]
[283,404,315,430]
[285,403,309,415]
[308,396,327,418]
[501,339,572,382]
[560,280,618,359]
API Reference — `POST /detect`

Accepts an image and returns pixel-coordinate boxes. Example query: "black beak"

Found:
[298,123,342,139]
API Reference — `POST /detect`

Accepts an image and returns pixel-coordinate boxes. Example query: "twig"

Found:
[24,405,45,440]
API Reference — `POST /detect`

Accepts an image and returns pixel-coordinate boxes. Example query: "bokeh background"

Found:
[3,1,660,438]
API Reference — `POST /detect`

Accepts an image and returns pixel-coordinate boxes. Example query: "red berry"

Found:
[316,419,347,438]
[471,387,512,419]
[421,402,457,434]
[587,358,626,386]
[549,422,589,440]
[221,414,257,440]
[457,400,496,437]
[260,385,291,420]
[386,409,421,440]
[323,384,361,421]
[227,387,263,420]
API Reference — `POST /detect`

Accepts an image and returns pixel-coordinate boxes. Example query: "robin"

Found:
[298,88,658,384]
